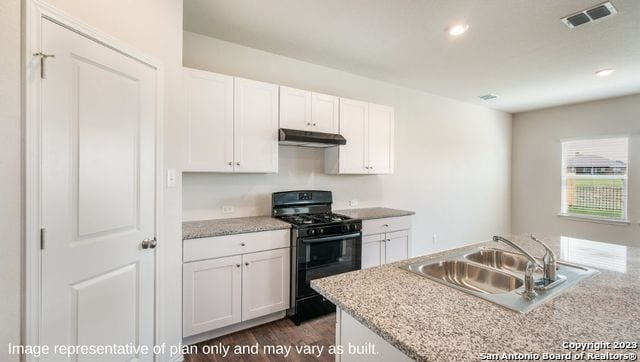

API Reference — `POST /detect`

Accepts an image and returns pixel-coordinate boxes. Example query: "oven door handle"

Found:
[301,232,361,244]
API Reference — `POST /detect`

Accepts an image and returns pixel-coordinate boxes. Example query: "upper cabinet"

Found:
[183,68,234,172]
[234,78,279,173]
[279,86,339,134]
[183,67,393,175]
[183,67,278,173]
[325,98,394,174]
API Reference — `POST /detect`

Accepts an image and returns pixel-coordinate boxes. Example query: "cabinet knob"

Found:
[245,262,249,266]
[240,242,246,246]
[236,162,240,166]
[382,224,389,227]
[236,264,241,268]
[228,162,233,166]
[312,123,317,126]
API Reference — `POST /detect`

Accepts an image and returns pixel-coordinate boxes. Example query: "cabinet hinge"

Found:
[40,228,45,250]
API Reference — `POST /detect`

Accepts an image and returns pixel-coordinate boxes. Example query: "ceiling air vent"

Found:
[561,2,617,29]
[479,94,498,101]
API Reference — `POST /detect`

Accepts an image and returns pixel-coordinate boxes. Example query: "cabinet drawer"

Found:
[184,229,290,262]
[362,216,411,236]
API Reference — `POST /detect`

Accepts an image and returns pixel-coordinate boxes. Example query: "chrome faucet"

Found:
[492,235,541,300]
[530,234,558,283]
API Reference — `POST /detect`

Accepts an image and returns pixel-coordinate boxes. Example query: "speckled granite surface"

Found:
[182,216,290,239]
[335,207,415,220]
[312,235,640,361]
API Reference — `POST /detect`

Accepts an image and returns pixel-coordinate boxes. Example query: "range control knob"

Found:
[308,229,316,236]
[318,228,324,235]
[341,225,349,232]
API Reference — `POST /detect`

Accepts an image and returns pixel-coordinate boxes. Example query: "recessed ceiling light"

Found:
[479,93,499,100]
[447,24,469,36]
[595,68,614,77]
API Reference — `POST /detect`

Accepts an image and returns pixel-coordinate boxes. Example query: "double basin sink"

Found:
[402,247,598,313]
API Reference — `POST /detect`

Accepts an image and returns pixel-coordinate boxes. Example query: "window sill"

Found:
[557,213,631,226]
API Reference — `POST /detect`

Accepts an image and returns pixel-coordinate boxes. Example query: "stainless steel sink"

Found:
[464,248,542,275]
[401,247,599,313]
[407,260,523,294]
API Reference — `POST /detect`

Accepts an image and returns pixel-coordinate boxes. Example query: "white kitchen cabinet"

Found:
[360,216,411,269]
[183,255,242,337]
[311,92,340,133]
[279,86,339,133]
[367,104,394,174]
[242,248,290,320]
[182,230,291,338]
[325,98,394,174]
[234,77,279,173]
[183,68,234,172]
[183,68,278,173]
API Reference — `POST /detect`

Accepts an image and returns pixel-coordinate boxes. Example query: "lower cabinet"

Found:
[361,230,409,269]
[183,247,290,338]
[361,216,411,269]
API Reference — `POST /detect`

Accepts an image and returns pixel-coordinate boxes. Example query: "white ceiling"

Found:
[184,0,640,113]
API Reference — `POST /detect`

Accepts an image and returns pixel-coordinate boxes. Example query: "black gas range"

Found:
[272,190,362,325]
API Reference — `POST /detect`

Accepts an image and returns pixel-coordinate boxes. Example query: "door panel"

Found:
[77,59,139,237]
[311,92,339,133]
[279,86,311,131]
[242,249,290,320]
[183,256,242,337]
[40,18,156,360]
[71,263,138,362]
[368,103,394,174]
[361,241,383,269]
[385,230,409,264]
[234,78,279,173]
[183,68,234,172]
[338,98,368,174]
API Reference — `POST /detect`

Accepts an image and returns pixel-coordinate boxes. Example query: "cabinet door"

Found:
[311,92,339,134]
[385,230,409,264]
[183,68,234,172]
[361,235,385,269]
[242,248,290,321]
[279,86,311,131]
[338,98,369,174]
[234,77,279,173]
[183,255,242,337]
[368,103,394,174]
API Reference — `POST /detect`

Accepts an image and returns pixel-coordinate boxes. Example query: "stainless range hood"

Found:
[278,128,347,148]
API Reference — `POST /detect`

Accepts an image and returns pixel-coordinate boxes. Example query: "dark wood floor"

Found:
[184,314,336,362]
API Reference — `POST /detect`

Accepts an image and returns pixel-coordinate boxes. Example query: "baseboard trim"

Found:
[182,311,286,346]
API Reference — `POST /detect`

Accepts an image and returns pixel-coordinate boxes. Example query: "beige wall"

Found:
[182,31,513,256]
[0,0,22,360]
[512,94,640,245]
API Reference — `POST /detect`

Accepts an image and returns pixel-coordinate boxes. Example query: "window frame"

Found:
[559,135,630,222]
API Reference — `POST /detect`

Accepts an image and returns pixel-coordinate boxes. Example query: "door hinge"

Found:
[33,52,55,79]
[40,228,46,250]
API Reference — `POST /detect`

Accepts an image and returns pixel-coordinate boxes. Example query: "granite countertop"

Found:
[182,216,290,239]
[335,207,415,220]
[312,235,640,361]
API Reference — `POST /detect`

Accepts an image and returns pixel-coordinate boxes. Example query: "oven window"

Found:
[297,237,361,298]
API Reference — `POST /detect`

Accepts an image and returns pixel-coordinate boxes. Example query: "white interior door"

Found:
[40,18,156,361]
[234,77,279,173]
[183,68,234,172]
[338,98,368,174]
[368,103,394,174]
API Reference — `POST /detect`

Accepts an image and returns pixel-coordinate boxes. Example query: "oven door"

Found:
[296,232,361,298]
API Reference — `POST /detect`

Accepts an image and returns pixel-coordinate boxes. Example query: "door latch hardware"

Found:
[33,52,55,79]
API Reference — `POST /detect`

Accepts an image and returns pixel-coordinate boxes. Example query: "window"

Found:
[561,137,629,220]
